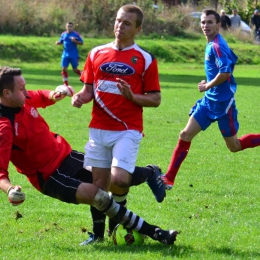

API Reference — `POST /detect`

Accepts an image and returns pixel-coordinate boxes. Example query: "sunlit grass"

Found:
[0,38,259,259]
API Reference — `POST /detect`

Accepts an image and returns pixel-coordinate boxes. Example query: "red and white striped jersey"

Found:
[80,42,160,132]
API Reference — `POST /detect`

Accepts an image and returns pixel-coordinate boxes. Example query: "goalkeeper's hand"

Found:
[52,85,75,100]
[7,185,25,206]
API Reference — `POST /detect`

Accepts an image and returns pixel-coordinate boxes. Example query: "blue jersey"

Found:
[204,34,238,102]
[58,31,83,58]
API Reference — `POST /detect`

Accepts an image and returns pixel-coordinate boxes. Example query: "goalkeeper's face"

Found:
[5,75,27,107]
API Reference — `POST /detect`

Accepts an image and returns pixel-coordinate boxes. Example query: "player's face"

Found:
[114,9,141,44]
[200,14,220,42]
[66,23,73,33]
[6,76,27,107]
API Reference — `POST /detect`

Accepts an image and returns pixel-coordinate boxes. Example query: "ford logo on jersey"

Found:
[100,62,135,75]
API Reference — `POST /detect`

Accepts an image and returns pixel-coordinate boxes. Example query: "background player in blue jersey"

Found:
[162,9,260,190]
[56,22,83,86]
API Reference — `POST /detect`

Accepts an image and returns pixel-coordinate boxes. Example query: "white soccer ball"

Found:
[8,186,25,206]
[55,85,75,97]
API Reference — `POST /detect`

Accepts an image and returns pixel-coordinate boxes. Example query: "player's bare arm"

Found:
[131,92,161,107]
[116,78,161,107]
[72,84,94,108]
[198,72,231,92]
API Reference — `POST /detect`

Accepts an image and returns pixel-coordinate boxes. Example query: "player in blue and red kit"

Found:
[162,9,260,190]
[56,22,83,86]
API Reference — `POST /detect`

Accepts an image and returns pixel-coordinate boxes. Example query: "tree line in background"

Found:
[0,0,259,37]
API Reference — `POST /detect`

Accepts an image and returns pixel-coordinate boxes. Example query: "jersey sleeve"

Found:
[26,90,55,108]
[0,119,13,181]
[80,52,94,85]
[143,58,160,93]
[74,31,83,44]
[58,32,64,43]
[212,42,237,74]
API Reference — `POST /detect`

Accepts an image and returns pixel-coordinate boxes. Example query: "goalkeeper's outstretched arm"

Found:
[49,85,75,102]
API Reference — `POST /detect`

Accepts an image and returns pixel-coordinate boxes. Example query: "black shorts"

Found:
[41,150,93,204]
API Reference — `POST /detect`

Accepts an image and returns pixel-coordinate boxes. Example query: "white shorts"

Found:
[84,128,143,173]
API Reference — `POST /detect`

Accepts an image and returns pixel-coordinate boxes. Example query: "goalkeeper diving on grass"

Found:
[0,66,178,246]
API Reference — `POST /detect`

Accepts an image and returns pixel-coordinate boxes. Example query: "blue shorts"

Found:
[61,57,79,69]
[189,97,239,137]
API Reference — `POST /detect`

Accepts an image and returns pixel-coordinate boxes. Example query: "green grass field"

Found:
[0,38,260,260]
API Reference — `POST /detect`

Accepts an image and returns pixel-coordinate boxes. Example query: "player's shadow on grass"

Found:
[55,241,260,258]
[208,245,260,259]
[22,68,61,76]
[57,243,193,257]
[81,244,260,259]
[160,74,260,88]
[96,244,260,258]
[100,243,192,257]
[22,68,81,87]
[21,68,260,90]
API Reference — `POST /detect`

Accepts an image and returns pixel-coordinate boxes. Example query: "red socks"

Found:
[61,71,68,86]
[165,134,260,183]
[166,139,191,183]
[62,70,81,86]
[239,134,260,150]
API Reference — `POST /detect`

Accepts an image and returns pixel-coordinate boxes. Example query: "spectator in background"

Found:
[220,9,231,30]
[251,9,260,39]
[230,9,241,29]
[56,22,83,86]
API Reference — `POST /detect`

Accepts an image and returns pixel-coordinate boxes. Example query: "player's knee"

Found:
[226,143,240,152]
[112,178,128,188]
[227,146,240,153]
[180,129,192,141]
[111,168,131,188]
[225,139,242,153]
[111,174,130,188]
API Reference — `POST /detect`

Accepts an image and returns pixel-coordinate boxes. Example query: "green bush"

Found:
[0,0,258,45]
[0,0,193,36]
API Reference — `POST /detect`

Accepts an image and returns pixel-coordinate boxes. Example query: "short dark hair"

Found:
[120,4,144,28]
[0,66,22,96]
[202,9,220,24]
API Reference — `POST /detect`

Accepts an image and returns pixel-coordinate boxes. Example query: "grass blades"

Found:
[0,53,259,259]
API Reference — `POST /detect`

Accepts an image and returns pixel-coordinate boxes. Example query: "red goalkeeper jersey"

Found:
[80,42,161,132]
[0,90,72,191]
